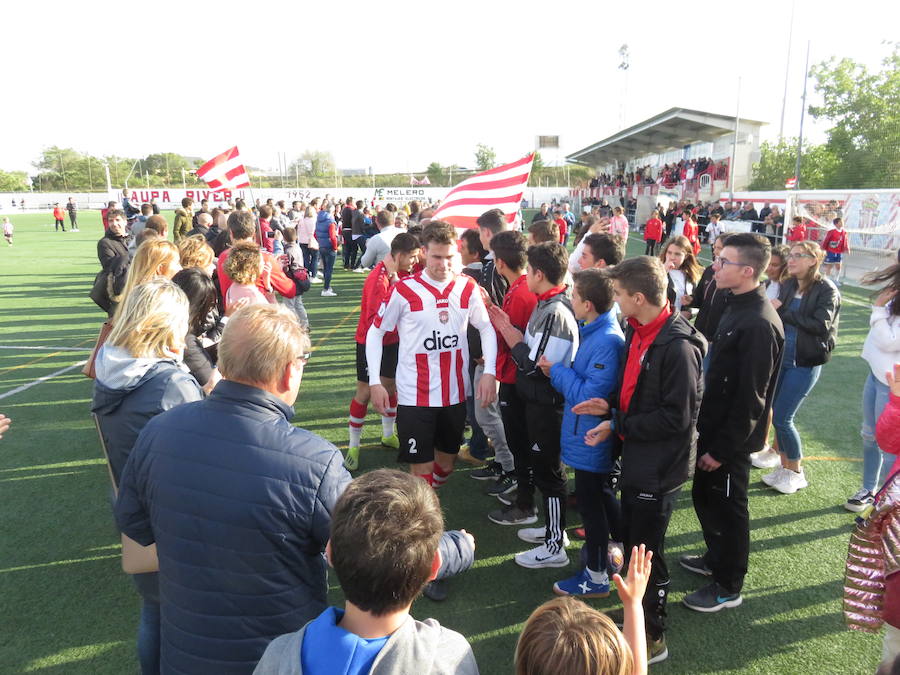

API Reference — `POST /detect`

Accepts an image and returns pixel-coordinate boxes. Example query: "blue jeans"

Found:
[300,244,319,277]
[320,249,337,290]
[772,363,822,461]
[861,372,893,492]
[132,572,160,674]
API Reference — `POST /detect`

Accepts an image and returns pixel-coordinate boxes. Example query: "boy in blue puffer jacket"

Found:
[537,268,625,597]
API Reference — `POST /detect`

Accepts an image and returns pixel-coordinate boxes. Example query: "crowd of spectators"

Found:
[589,158,729,189]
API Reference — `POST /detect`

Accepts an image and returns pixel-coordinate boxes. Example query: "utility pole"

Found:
[87,154,93,192]
[58,150,68,192]
[778,0,796,141]
[729,77,742,202]
[794,41,811,190]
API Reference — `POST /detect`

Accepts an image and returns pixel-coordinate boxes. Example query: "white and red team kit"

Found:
[366,272,498,406]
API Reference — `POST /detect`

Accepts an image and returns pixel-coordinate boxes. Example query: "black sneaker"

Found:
[471,461,503,481]
[488,504,538,526]
[496,489,517,506]
[679,554,713,577]
[485,472,516,496]
[682,582,742,613]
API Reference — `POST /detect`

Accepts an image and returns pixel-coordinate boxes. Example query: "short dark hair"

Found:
[355,200,364,209]
[345,197,353,205]
[181,197,193,208]
[583,233,625,266]
[421,220,457,248]
[491,230,527,271]
[144,215,167,236]
[460,228,486,261]
[376,210,393,229]
[391,232,421,256]
[330,469,443,615]
[573,268,614,314]
[606,256,668,306]
[476,208,508,235]
[282,227,297,243]
[385,203,397,212]
[106,208,125,222]
[258,204,273,220]
[228,210,256,240]
[529,220,559,244]
[722,232,771,277]
[140,203,153,215]
[527,242,568,285]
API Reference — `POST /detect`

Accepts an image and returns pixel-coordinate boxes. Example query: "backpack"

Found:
[281,249,311,295]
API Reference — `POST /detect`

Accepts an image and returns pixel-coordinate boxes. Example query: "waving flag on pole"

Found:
[431,153,534,230]
[196,146,251,190]
[785,176,798,189]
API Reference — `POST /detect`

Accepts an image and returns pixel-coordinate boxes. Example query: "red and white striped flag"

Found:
[785,176,798,189]
[196,146,251,190]
[431,153,534,230]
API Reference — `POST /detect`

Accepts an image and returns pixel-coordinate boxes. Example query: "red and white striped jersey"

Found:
[370,272,495,407]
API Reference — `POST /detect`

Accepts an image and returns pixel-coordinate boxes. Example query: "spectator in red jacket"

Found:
[644,210,663,256]
[53,203,66,232]
[786,216,807,243]
[217,211,296,303]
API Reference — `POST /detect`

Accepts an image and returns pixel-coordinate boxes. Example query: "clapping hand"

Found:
[584,420,612,446]
[571,397,609,416]
[887,362,900,398]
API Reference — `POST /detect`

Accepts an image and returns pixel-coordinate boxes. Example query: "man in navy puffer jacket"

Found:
[115,305,474,674]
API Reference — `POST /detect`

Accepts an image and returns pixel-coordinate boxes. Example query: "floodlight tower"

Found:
[618,44,630,175]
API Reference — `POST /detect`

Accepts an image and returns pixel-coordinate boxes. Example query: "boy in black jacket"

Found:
[681,233,784,613]
[582,255,706,664]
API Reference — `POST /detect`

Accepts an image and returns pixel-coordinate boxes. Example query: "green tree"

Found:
[809,45,900,188]
[426,162,444,184]
[474,144,496,171]
[528,151,545,186]
[0,170,31,191]
[143,153,195,186]
[290,151,336,178]
[749,137,836,190]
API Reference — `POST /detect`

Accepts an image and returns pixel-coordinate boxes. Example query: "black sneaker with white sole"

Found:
[488,504,538,525]
[845,488,875,513]
[470,461,503,481]
[496,489,517,506]
[682,582,742,613]
[679,554,713,577]
[485,472,516,496]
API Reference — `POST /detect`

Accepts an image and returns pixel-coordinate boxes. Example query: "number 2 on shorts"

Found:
[408,438,417,455]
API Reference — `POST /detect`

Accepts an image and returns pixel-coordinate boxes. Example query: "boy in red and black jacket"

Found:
[822,217,850,284]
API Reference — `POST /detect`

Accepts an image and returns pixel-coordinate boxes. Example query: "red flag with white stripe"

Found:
[196,146,251,190]
[785,176,798,189]
[431,153,534,229]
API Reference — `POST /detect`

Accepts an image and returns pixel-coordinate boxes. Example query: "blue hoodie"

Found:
[549,308,625,474]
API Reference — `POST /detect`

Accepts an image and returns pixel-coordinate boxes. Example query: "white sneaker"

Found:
[751,447,781,469]
[321,289,337,297]
[772,469,808,494]
[761,467,785,487]
[353,267,367,273]
[310,277,323,284]
[517,527,570,547]
[514,543,570,569]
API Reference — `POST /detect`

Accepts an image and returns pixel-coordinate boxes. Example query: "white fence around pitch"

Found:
[0,186,576,214]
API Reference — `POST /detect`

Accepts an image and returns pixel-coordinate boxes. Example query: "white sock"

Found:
[348,424,362,448]
[587,567,609,584]
[381,413,395,438]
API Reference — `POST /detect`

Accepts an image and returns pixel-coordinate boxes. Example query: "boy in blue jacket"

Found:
[537,268,625,596]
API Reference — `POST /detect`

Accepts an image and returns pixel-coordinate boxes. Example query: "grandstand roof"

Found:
[567,107,767,166]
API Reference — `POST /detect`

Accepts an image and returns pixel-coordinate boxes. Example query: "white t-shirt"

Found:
[367,271,496,407]
[765,280,781,301]
[668,269,693,311]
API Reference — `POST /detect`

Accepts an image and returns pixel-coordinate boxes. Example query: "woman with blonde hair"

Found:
[763,240,840,494]
[178,235,215,275]
[112,239,182,315]
[91,278,203,674]
[659,235,702,314]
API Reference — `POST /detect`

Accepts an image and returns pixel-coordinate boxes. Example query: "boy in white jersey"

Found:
[367,221,498,487]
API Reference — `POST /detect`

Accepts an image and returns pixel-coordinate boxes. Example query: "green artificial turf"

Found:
[0,210,884,673]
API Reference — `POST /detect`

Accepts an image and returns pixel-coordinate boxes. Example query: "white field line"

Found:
[0,346,91,351]
[0,361,87,401]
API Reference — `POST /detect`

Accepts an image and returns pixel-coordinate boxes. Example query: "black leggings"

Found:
[575,469,621,572]
[644,240,658,256]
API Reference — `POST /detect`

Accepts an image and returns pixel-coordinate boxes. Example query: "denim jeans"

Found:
[772,363,822,461]
[319,249,337,290]
[300,244,319,277]
[861,372,893,492]
[132,572,160,674]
